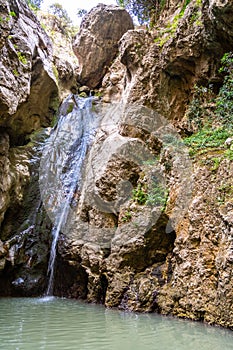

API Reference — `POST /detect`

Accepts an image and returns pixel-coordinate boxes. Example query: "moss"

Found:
[79,92,87,98]
[17,52,28,65]
[13,69,19,77]
[52,64,59,83]
[66,103,74,114]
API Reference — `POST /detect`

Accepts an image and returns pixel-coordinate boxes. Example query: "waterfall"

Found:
[39,95,97,296]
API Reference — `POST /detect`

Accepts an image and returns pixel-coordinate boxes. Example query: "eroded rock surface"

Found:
[1,0,233,330]
[73,4,134,88]
[0,0,58,145]
[37,11,79,98]
[103,0,233,121]
[55,0,233,329]
[0,0,57,295]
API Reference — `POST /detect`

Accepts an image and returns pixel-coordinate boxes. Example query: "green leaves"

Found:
[116,0,166,25]
[132,182,168,208]
[184,127,231,155]
[49,3,71,24]
[216,52,233,127]
[26,0,43,10]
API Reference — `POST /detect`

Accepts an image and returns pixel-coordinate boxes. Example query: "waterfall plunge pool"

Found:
[0,297,232,349]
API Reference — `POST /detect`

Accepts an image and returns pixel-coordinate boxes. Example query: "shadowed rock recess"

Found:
[1,0,233,330]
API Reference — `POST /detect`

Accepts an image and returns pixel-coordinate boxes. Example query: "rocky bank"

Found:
[0,0,233,329]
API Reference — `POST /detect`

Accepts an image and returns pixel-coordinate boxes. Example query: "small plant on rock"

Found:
[132,183,147,205]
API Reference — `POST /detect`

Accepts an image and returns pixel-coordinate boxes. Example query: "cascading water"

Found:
[39,95,98,296]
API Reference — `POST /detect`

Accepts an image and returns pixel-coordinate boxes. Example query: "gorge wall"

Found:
[0,0,58,295]
[0,0,233,329]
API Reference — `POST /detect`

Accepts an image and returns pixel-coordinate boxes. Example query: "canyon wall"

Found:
[0,0,233,329]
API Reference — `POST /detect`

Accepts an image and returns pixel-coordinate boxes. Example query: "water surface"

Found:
[0,297,232,350]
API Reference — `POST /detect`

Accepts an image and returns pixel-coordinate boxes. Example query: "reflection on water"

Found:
[0,297,232,350]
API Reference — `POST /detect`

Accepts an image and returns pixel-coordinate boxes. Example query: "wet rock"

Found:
[0,142,52,296]
[0,133,11,226]
[73,4,134,88]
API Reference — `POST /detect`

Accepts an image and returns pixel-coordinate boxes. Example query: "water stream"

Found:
[0,297,232,350]
[39,95,97,295]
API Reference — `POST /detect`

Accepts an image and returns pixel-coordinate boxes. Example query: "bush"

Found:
[184,127,231,156]
[26,0,43,10]
[216,52,233,127]
[116,0,166,24]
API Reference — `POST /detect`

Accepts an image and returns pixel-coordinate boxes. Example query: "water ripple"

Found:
[0,298,232,350]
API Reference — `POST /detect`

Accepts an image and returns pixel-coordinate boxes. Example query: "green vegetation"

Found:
[183,52,233,165]
[121,211,132,222]
[48,3,78,38]
[77,8,87,18]
[13,69,19,76]
[66,104,74,114]
[216,52,233,127]
[146,183,168,208]
[185,85,214,131]
[132,181,168,208]
[0,10,17,23]
[217,183,233,204]
[184,127,231,156]
[9,11,17,18]
[17,52,28,65]
[154,0,193,47]
[26,0,43,10]
[224,149,233,161]
[132,183,147,205]
[49,3,71,25]
[143,158,158,166]
[116,0,167,24]
[154,0,202,47]
[52,64,59,82]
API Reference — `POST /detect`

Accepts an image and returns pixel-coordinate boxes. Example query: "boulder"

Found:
[72,4,134,88]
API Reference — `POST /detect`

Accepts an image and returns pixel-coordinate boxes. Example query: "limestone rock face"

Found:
[102,0,233,121]
[0,133,11,226]
[37,12,79,98]
[72,4,134,88]
[158,158,233,328]
[209,0,233,42]
[0,0,57,295]
[0,0,58,144]
[54,0,233,329]
[0,133,52,296]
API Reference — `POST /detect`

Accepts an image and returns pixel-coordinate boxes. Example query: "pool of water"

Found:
[0,297,232,350]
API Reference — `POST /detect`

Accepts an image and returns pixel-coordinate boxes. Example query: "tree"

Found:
[77,8,87,18]
[49,3,72,25]
[116,0,164,24]
[26,0,43,9]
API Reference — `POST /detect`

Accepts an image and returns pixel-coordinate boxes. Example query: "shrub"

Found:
[216,52,233,127]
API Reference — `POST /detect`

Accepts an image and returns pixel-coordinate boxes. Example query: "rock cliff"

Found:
[0,0,58,145]
[55,0,233,329]
[0,0,233,330]
[0,0,58,295]
[73,4,134,88]
[37,11,79,98]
